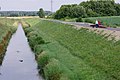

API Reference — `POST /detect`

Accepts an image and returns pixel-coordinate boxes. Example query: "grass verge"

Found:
[24,19,120,80]
[0,18,17,64]
[83,16,120,28]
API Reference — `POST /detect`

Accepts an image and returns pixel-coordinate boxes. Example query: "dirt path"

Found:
[0,24,43,80]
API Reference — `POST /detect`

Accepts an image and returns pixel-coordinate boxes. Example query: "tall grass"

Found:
[0,18,17,64]
[25,19,120,80]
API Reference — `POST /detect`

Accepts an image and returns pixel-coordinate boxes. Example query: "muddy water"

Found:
[0,24,43,80]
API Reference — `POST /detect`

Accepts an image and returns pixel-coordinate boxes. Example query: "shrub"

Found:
[34,45,43,54]
[37,51,49,68]
[84,19,94,23]
[44,58,62,80]
[28,32,45,48]
[76,17,83,22]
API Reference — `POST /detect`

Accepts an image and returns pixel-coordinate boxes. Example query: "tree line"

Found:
[0,11,38,17]
[0,11,51,17]
[53,0,120,19]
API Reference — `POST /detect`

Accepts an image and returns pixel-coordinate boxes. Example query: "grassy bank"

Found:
[0,18,17,64]
[25,19,120,80]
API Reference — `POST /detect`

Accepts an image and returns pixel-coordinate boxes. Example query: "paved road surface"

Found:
[48,19,120,31]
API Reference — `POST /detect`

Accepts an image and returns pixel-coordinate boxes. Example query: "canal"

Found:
[0,24,43,80]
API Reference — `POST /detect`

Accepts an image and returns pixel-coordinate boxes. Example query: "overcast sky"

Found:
[0,0,120,12]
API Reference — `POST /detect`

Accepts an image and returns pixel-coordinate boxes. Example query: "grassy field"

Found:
[0,18,17,64]
[83,16,120,28]
[63,16,120,28]
[24,19,120,80]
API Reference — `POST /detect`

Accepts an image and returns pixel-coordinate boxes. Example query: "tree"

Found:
[54,4,87,19]
[54,0,120,19]
[115,3,120,16]
[38,8,45,18]
[80,0,118,16]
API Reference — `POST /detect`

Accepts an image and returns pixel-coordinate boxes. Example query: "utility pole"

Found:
[0,6,1,17]
[51,0,53,12]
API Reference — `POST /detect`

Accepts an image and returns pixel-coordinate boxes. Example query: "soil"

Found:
[74,25,120,41]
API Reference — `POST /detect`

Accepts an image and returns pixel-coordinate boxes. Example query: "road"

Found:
[47,19,120,31]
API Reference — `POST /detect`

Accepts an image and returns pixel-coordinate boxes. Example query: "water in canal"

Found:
[0,24,42,80]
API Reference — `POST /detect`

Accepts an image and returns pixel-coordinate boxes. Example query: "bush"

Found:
[76,17,83,22]
[34,45,43,54]
[37,51,49,68]
[44,58,62,80]
[84,19,94,23]
[28,33,45,48]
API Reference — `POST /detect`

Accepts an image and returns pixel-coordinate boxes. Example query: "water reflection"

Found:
[0,24,42,80]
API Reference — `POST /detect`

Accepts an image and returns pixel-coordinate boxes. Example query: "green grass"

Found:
[60,16,120,28]
[22,18,40,27]
[83,16,120,28]
[63,18,77,22]
[0,18,17,64]
[0,18,17,42]
[25,19,120,80]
